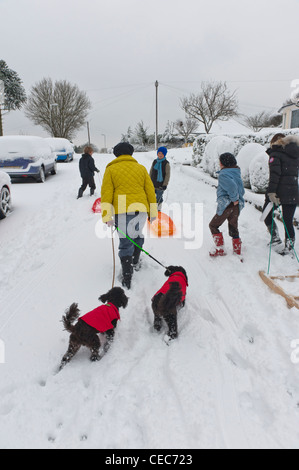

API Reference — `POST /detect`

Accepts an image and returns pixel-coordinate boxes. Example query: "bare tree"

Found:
[243,111,270,132]
[243,110,282,132]
[180,81,238,134]
[25,78,91,140]
[174,118,198,143]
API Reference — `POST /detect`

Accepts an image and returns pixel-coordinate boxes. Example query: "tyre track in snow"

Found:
[0,198,95,335]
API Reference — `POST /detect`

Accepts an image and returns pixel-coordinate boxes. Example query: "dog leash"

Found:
[113,223,167,269]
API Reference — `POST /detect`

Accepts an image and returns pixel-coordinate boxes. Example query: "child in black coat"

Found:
[77,146,100,198]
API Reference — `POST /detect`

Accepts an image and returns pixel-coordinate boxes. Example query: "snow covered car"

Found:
[0,169,12,219]
[44,137,74,162]
[0,136,57,183]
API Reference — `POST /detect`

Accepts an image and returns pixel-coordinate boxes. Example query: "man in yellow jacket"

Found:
[101,142,158,289]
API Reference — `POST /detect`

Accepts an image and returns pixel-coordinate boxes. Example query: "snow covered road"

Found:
[1,148,299,449]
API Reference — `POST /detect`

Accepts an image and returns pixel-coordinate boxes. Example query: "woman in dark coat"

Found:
[263,133,299,254]
[77,146,100,198]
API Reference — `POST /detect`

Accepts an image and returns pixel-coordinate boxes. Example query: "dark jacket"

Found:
[79,153,98,179]
[266,135,299,205]
[149,159,171,189]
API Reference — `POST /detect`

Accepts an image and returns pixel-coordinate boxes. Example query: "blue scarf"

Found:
[154,156,166,183]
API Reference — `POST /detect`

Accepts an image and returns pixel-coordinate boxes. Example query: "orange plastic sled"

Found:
[92,198,101,213]
[148,212,176,237]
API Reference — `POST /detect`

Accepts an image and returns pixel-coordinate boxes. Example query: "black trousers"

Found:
[263,195,296,239]
[79,176,96,193]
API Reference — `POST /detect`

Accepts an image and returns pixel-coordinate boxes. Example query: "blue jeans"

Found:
[115,212,147,259]
[155,189,164,209]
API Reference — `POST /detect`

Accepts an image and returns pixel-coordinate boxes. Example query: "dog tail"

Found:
[62,303,80,333]
[160,282,183,311]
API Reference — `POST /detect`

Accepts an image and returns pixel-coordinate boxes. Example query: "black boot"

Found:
[132,246,142,271]
[90,187,95,196]
[121,256,133,289]
[280,237,296,257]
[267,222,283,250]
[77,188,84,199]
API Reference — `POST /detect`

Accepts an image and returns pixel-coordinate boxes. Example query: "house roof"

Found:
[278,102,299,113]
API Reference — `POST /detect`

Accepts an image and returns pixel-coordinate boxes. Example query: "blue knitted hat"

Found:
[157,146,168,157]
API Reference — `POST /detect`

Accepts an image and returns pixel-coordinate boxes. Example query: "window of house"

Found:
[291,109,299,128]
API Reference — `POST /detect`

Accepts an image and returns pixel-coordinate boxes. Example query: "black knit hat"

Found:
[219,152,237,168]
[113,142,134,157]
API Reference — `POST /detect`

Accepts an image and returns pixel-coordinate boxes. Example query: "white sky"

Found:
[1,0,299,149]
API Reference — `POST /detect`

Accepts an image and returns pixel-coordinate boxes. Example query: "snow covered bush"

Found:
[236,143,267,188]
[249,150,269,193]
[192,134,214,166]
[201,136,236,177]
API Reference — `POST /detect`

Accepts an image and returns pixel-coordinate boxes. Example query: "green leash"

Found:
[114,224,167,269]
[267,206,275,275]
[277,206,299,263]
[267,206,299,275]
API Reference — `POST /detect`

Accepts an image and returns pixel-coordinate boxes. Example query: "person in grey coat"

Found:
[209,153,245,257]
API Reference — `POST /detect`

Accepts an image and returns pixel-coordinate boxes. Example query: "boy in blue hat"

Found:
[149,146,171,211]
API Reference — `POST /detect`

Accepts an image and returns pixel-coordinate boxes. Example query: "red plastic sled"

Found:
[92,198,101,213]
[148,212,176,237]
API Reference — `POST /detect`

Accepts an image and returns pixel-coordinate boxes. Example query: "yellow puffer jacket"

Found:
[101,155,158,223]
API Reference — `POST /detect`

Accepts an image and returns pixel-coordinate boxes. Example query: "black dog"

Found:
[60,287,128,369]
[151,266,188,342]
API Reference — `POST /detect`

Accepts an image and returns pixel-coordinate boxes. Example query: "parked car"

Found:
[44,137,74,162]
[0,136,57,183]
[0,170,12,219]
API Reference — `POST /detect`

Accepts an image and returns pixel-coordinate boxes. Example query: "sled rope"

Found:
[111,227,116,288]
[114,224,167,269]
[277,206,299,263]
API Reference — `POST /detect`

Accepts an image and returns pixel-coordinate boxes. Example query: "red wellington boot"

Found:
[209,233,226,257]
[232,238,242,255]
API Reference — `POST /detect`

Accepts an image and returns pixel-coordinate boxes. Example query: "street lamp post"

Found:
[101,133,107,151]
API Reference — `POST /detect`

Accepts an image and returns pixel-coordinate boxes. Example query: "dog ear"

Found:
[99,292,109,303]
[121,295,129,308]
[164,266,173,277]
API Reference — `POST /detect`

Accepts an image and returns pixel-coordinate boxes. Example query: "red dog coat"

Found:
[153,272,188,302]
[80,303,120,333]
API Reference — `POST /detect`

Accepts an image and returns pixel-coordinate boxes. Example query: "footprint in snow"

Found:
[226,349,250,370]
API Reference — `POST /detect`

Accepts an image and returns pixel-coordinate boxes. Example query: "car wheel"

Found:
[0,186,11,219]
[37,166,46,183]
[51,162,57,175]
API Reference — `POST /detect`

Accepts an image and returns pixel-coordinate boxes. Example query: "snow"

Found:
[0,136,53,160]
[249,150,269,194]
[237,143,267,189]
[44,137,74,154]
[1,147,299,449]
[201,136,236,177]
[0,169,11,190]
